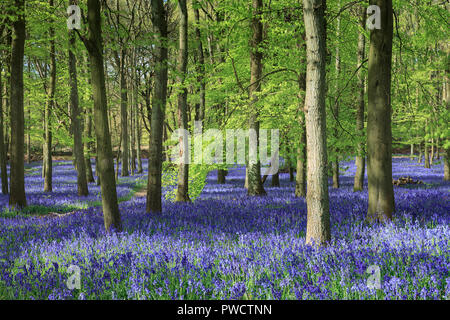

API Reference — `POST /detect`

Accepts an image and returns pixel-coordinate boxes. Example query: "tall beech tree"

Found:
[43,0,56,192]
[146,0,168,213]
[0,28,8,195]
[354,5,366,191]
[68,0,88,196]
[366,0,395,223]
[79,0,122,231]
[9,0,26,208]
[295,68,307,198]
[303,0,330,246]
[247,0,266,196]
[331,0,341,189]
[175,0,190,202]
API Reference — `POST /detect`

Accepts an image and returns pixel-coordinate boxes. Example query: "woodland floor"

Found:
[0,157,449,299]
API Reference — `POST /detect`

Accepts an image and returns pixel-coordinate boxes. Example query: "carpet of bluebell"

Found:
[0,158,449,300]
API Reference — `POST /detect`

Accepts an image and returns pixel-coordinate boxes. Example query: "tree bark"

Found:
[0,47,8,194]
[444,48,449,180]
[175,0,190,202]
[194,2,206,122]
[84,106,95,183]
[85,0,122,231]
[9,0,27,208]
[271,172,280,187]
[68,3,88,196]
[354,5,366,191]
[303,0,330,246]
[332,0,341,189]
[295,41,307,198]
[146,0,168,213]
[366,0,395,223]
[247,0,266,196]
[43,0,55,192]
[120,50,129,176]
[424,120,430,168]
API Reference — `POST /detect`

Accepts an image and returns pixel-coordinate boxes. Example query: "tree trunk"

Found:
[68,6,88,196]
[43,0,55,192]
[271,172,280,187]
[194,2,206,122]
[366,0,395,223]
[444,48,449,181]
[303,0,330,246]
[424,121,430,168]
[9,0,27,208]
[175,0,190,202]
[120,50,129,177]
[146,0,168,213]
[409,144,414,160]
[217,170,226,184]
[244,166,249,189]
[84,106,95,183]
[354,5,366,191]
[85,0,122,231]
[295,111,307,198]
[136,104,142,173]
[332,0,341,189]
[417,142,422,163]
[130,58,137,174]
[295,47,307,198]
[0,50,8,194]
[247,0,266,196]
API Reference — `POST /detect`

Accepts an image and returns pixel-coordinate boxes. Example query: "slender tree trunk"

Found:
[244,166,249,189]
[0,52,8,194]
[295,44,307,198]
[303,0,330,246]
[332,0,341,189]
[424,120,430,168]
[271,172,280,187]
[146,0,168,213]
[444,49,449,180]
[130,63,137,174]
[43,0,56,192]
[84,106,95,183]
[136,102,142,173]
[68,5,88,196]
[194,2,206,122]
[247,0,266,196]
[430,137,434,163]
[9,0,26,208]
[84,0,121,231]
[366,0,395,223]
[418,142,422,163]
[175,0,190,202]
[27,106,31,164]
[120,50,129,176]
[409,143,414,160]
[354,5,366,191]
[288,166,294,182]
[295,111,307,198]
[217,170,226,184]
